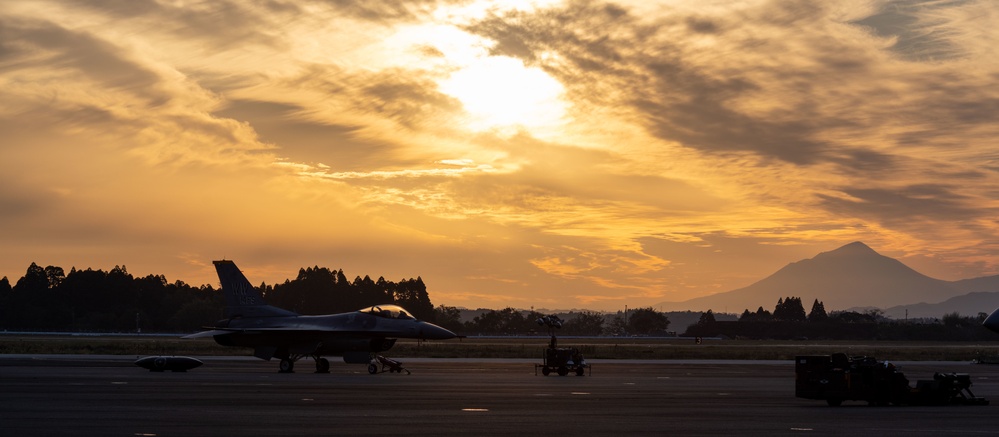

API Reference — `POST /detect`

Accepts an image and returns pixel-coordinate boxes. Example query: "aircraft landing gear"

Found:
[315,357,330,373]
[277,354,330,374]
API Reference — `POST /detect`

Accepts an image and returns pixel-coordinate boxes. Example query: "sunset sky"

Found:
[2,0,998,311]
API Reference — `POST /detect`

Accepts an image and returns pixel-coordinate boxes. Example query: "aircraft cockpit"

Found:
[359,305,416,320]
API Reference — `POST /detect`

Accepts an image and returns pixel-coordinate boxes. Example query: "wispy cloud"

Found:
[1,0,998,310]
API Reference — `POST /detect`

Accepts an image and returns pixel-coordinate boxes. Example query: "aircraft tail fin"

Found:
[214,260,298,318]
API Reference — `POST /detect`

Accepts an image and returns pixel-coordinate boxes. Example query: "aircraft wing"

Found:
[181,327,350,339]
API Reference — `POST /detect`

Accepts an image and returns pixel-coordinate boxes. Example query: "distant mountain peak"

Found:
[825,241,877,256]
[655,241,964,312]
[840,241,873,251]
[792,241,910,276]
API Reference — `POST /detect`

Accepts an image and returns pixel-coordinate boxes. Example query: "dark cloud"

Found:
[433,134,725,215]
[881,74,999,149]
[817,183,987,225]
[851,0,969,61]
[920,78,999,125]
[312,0,462,23]
[828,148,897,174]
[319,0,429,21]
[458,1,999,264]
[358,68,463,128]
[214,99,384,171]
[0,17,170,107]
[685,17,720,34]
[217,61,464,170]
[635,65,828,165]
[70,0,285,51]
[466,0,999,187]
[466,1,839,165]
[0,180,48,222]
[65,0,478,49]
[0,14,277,165]
[286,62,462,129]
[67,0,164,18]
[473,1,639,67]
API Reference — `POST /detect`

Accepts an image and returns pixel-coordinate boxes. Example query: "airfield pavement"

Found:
[2,355,999,436]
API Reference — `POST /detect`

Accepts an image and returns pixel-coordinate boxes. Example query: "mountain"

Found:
[655,242,983,314]
[871,292,999,319]
[951,275,999,294]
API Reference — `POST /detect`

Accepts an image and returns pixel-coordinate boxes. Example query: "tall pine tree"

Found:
[807,299,828,322]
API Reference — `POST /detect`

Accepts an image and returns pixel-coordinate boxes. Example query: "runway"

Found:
[2,355,997,436]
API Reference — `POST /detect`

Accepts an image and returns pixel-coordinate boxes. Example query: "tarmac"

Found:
[2,355,998,436]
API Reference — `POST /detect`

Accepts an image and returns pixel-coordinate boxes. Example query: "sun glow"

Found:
[380,21,568,135]
[438,56,567,133]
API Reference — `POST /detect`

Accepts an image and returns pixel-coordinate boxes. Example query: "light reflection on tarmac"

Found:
[1,355,997,436]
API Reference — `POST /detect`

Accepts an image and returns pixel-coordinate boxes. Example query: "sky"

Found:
[2,0,998,311]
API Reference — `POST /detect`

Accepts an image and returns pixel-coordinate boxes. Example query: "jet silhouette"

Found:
[184,260,455,373]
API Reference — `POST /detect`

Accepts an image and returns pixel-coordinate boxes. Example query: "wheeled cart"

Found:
[536,345,590,376]
[796,354,988,406]
[534,315,591,377]
[368,355,411,375]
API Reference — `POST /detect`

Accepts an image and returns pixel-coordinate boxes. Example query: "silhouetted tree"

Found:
[433,305,463,333]
[0,276,11,328]
[168,299,222,330]
[9,263,57,329]
[626,307,670,335]
[753,306,772,321]
[942,312,964,328]
[352,275,379,305]
[562,311,605,335]
[608,313,628,335]
[0,262,227,331]
[468,307,527,334]
[807,299,828,322]
[0,261,442,332]
[773,296,806,321]
[865,308,885,321]
[739,306,783,322]
[829,311,876,323]
[59,268,110,330]
[394,277,434,321]
[697,309,716,325]
[14,262,49,294]
[44,266,66,289]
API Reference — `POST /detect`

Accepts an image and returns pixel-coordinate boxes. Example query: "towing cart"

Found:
[536,341,590,376]
[534,315,590,376]
[368,355,411,375]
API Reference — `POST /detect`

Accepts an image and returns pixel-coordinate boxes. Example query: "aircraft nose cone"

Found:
[420,322,456,340]
[983,308,999,334]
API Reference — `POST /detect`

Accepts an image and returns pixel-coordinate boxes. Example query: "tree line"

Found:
[0,261,683,336]
[262,265,435,322]
[0,262,437,332]
[684,296,996,341]
[431,306,671,336]
[24,259,983,340]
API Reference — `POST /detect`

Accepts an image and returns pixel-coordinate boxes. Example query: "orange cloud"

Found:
[2,1,998,311]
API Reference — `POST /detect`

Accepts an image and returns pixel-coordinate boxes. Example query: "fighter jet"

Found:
[183,260,456,373]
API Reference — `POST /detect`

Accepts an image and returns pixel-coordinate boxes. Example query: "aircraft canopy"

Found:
[359,305,415,320]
